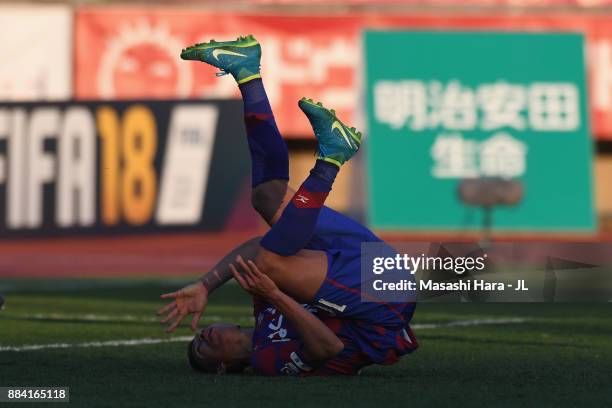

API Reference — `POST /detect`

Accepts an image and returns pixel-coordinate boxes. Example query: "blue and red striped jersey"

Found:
[250,297,418,376]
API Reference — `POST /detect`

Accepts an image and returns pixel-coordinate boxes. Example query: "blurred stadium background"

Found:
[1,1,612,405]
[1,0,612,277]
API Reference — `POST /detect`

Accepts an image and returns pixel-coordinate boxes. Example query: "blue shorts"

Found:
[305,207,415,328]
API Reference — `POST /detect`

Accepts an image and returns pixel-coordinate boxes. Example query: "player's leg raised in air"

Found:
[181,35,289,225]
[181,36,362,303]
[158,35,416,376]
[180,35,405,321]
[162,35,404,332]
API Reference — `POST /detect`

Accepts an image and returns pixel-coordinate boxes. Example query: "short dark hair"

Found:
[187,335,249,374]
[187,338,216,373]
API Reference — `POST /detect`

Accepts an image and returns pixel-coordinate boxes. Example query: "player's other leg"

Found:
[182,36,290,225]
[260,98,362,257]
[254,99,362,300]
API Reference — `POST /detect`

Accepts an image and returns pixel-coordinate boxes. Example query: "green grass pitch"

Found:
[1,278,611,407]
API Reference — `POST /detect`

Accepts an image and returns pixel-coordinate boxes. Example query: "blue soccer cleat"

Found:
[180,35,261,84]
[298,98,362,167]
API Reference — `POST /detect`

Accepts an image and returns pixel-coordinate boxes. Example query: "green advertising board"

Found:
[365,31,595,231]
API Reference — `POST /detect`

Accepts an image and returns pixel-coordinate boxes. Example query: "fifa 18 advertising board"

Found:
[0,100,252,236]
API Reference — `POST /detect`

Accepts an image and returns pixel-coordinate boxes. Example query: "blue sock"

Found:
[260,160,339,256]
[239,78,289,187]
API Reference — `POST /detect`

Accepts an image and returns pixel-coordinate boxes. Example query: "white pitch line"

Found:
[6,313,525,327]
[0,336,194,352]
[413,317,527,330]
[4,312,253,324]
[9,313,159,323]
[0,317,528,353]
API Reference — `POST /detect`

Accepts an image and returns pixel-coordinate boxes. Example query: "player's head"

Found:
[188,323,251,374]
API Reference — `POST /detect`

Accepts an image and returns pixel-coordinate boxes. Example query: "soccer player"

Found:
[157,35,417,376]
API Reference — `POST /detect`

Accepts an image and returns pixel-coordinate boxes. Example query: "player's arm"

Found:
[157,237,261,333]
[200,236,262,293]
[231,258,344,363]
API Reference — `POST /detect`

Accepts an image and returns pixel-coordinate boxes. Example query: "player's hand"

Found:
[157,281,208,333]
[230,256,280,300]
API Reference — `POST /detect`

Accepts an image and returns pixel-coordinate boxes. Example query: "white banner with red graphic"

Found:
[75,9,612,139]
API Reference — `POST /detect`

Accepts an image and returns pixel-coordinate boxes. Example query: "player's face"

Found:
[192,323,247,371]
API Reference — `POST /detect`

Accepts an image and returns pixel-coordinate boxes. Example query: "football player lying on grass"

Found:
[157,35,417,376]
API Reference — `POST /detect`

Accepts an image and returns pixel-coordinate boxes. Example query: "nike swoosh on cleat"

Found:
[331,121,355,150]
[212,49,247,60]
